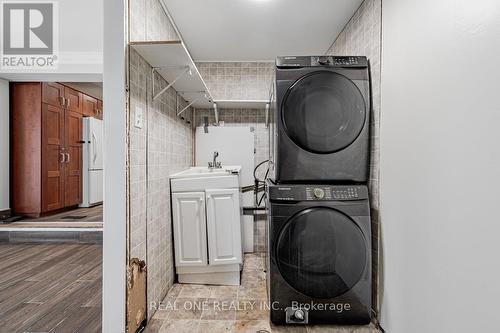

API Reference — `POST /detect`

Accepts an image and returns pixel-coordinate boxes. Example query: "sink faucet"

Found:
[208,151,222,169]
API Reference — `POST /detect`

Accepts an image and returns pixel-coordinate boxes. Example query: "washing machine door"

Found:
[276,207,367,299]
[282,71,366,154]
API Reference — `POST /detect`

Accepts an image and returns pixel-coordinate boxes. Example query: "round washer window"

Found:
[282,71,366,154]
[276,207,367,299]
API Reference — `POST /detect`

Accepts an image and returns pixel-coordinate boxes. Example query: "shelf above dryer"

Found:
[130,41,214,108]
[213,100,269,109]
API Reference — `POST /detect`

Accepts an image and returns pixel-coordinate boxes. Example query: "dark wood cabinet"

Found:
[64,86,83,114]
[11,82,92,217]
[42,82,64,107]
[97,100,103,120]
[41,103,65,212]
[64,109,83,206]
[82,94,98,118]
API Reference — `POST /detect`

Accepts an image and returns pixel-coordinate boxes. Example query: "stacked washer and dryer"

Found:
[266,55,372,326]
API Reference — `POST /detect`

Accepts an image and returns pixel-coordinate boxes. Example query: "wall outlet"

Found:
[134,106,143,129]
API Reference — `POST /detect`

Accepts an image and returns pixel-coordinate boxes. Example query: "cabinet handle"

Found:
[60,152,65,163]
[66,99,70,108]
[59,97,65,107]
[65,153,70,163]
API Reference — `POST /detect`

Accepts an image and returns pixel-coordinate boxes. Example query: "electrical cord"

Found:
[253,159,270,206]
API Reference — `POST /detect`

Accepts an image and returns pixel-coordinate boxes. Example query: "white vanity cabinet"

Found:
[172,192,207,267]
[206,188,242,266]
[170,166,243,285]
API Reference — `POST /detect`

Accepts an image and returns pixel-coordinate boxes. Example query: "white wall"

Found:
[0,79,9,212]
[380,0,500,332]
[102,0,126,331]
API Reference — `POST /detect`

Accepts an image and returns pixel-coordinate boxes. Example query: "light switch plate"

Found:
[134,106,143,129]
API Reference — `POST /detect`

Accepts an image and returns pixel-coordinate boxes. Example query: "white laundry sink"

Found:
[170,166,241,178]
[170,166,242,192]
[169,166,244,285]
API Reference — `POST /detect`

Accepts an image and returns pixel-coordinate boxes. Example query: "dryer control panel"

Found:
[268,184,368,201]
[276,56,368,68]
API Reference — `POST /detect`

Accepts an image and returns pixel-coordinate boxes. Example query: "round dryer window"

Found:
[276,207,367,299]
[282,71,366,154]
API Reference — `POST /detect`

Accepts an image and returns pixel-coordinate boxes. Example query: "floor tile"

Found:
[201,299,237,320]
[243,256,265,270]
[241,269,266,287]
[271,323,308,332]
[238,284,267,300]
[233,319,272,332]
[196,319,234,333]
[143,318,163,333]
[210,285,239,299]
[166,283,183,298]
[178,284,212,298]
[167,298,206,320]
[158,319,199,333]
[235,300,270,321]
[151,297,176,320]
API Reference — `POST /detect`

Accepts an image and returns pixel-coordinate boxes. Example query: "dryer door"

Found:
[276,207,367,299]
[282,71,366,154]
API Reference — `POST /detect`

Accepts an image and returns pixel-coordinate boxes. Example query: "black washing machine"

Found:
[266,182,371,325]
[272,55,371,183]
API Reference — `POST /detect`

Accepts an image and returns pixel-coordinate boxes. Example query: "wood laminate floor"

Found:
[0,243,102,333]
[21,205,103,223]
[0,205,104,229]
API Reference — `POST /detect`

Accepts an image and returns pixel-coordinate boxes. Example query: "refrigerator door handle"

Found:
[92,131,97,164]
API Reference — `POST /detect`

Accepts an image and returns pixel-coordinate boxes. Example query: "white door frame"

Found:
[102,0,127,331]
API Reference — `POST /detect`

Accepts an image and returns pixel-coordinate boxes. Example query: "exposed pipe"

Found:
[213,103,219,125]
[265,103,270,128]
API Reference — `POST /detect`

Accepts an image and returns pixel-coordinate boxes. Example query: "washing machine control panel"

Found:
[276,56,368,68]
[268,184,368,201]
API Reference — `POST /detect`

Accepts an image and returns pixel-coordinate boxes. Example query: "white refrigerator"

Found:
[80,117,104,207]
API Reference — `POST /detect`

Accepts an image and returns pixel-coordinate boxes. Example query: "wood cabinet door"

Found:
[172,192,208,267]
[64,109,83,207]
[41,103,65,212]
[97,99,103,120]
[205,188,242,266]
[64,86,83,114]
[82,94,98,118]
[42,82,64,108]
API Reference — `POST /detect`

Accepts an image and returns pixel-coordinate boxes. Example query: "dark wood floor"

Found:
[21,205,103,223]
[0,243,102,333]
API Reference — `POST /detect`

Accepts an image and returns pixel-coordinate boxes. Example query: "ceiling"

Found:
[163,0,363,61]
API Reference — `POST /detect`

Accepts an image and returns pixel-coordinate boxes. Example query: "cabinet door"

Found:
[42,82,64,108]
[206,189,242,266]
[41,103,65,212]
[64,109,83,207]
[172,192,208,267]
[97,100,103,120]
[82,94,98,118]
[64,86,83,114]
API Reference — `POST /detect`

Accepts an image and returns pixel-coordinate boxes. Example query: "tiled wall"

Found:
[197,62,274,100]
[129,47,194,318]
[130,0,179,42]
[128,0,194,319]
[326,0,382,316]
[193,109,269,252]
